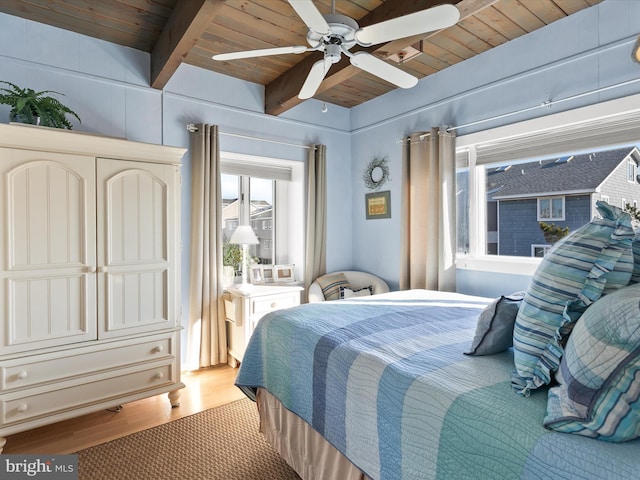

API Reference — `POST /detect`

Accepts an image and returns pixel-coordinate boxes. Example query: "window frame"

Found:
[531,244,552,257]
[627,157,637,183]
[455,92,640,277]
[220,151,305,281]
[537,196,565,221]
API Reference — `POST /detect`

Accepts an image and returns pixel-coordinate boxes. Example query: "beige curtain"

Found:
[186,124,227,370]
[400,128,457,291]
[304,144,327,300]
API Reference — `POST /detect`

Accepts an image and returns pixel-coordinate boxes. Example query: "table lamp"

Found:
[229,225,259,293]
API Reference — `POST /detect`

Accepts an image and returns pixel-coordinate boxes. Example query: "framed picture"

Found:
[249,265,263,284]
[260,265,275,283]
[365,190,391,219]
[274,264,296,283]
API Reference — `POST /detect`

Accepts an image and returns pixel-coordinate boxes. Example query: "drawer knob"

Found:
[153,372,164,380]
[17,403,28,413]
[153,345,164,353]
[270,302,278,309]
[16,371,28,380]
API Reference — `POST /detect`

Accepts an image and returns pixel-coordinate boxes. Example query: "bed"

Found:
[235,289,640,480]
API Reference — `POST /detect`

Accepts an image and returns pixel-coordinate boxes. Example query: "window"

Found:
[221,152,304,279]
[537,197,565,221]
[455,93,640,274]
[532,244,552,257]
[463,149,637,260]
[627,158,637,183]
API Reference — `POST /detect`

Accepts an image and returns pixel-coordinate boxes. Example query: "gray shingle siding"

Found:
[598,156,640,209]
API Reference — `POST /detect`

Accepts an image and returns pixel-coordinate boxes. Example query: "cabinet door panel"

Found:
[0,149,97,353]
[97,159,177,338]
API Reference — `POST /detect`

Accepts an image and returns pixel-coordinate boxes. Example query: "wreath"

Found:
[363,155,390,190]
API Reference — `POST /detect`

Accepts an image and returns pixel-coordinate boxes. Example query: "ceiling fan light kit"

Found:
[212,1,460,100]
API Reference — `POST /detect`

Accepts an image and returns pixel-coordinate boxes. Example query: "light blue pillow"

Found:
[512,201,634,396]
[630,233,640,285]
[465,292,524,356]
[544,283,640,441]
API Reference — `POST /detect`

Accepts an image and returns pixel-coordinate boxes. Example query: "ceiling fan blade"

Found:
[355,4,460,46]
[288,0,330,35]
[213,45,308,61]
[298,58,332,99]
[349,52,418,89]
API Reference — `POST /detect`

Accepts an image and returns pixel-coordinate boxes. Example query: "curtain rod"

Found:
[448,76,640,132]
[396,75,640,145]
[186,124,311,149]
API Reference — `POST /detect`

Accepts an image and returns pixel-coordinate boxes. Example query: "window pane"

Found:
[482,145,640,257]
[456,170,469,254]
[551,198,563,219]
[539,198,550,219]
[628,159,637,183]
[221,173,239,242]
[249,177,274,265]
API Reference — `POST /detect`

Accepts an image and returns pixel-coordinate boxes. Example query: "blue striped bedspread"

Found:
[235,289,640,480]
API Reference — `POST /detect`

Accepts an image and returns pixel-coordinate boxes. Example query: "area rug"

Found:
[76,398,300,480]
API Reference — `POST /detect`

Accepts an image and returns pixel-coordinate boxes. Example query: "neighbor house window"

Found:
[532,244,552,257]
[627,158,637,183]
[538,197,565,221]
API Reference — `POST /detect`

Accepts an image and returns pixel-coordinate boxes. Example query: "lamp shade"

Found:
[229,225,259,245]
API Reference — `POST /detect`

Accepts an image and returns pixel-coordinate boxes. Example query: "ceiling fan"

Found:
[212,0,460,100]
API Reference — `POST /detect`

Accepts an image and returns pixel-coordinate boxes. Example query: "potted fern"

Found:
[0,81,81,129]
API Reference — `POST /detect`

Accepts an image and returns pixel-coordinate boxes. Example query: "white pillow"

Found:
[339,285,373,299]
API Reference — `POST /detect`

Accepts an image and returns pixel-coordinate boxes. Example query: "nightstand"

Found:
[223,284,303,367]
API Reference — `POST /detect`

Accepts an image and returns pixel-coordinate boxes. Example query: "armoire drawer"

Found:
[0,336,174,392]
[1,363,175,426]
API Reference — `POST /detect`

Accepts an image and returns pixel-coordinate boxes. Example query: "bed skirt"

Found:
[256,388,369,480]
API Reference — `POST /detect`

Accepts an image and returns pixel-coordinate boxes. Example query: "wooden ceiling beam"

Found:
[150,0,226,90]
[265,0,498,116]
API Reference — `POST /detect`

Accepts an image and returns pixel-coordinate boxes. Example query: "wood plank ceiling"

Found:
[0,0,603,115]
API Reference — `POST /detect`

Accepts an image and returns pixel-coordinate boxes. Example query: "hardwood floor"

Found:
[2,365,245,454]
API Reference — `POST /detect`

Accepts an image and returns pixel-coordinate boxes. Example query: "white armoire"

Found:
[0,123,185,451]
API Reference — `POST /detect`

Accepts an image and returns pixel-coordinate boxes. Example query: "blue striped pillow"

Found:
[512,201,634,396]
[544,283,640,441]
[630,233,640,284]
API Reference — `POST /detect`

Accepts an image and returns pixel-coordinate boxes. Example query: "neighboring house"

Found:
[487,147,640,256]
[249,204,274,263]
